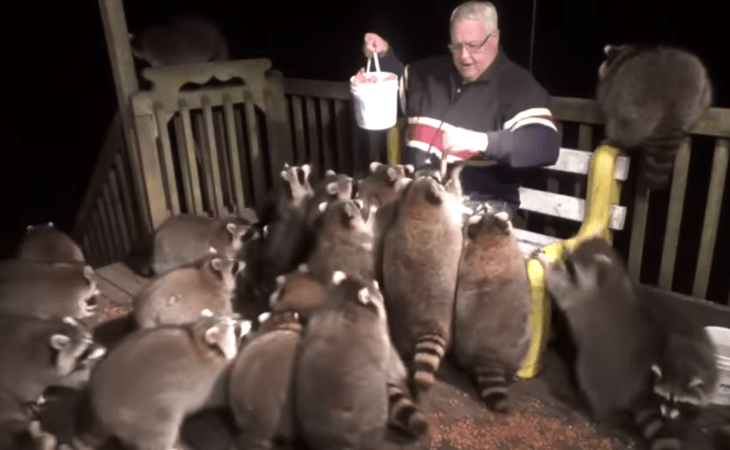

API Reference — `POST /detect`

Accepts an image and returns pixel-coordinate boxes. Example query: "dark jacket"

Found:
[377,47,560,206]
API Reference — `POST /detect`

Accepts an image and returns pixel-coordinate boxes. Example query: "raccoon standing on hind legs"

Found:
[596,44,713,190]
[382,167,465,397]
[453,204,532,413]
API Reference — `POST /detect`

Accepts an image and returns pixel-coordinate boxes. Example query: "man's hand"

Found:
[363,33,389,58]
[441,127,489,161]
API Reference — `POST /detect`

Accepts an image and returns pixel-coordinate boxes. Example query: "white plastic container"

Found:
[349,55,399,131]
[703,326,730,405]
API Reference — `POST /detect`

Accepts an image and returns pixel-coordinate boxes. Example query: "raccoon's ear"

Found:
[332,271,347,284]
[50,334,71,351]
[280,170,290,181]
[226,223,237,235]
[357,287,369,304]
[62,317,78,327]
[651,364,662,378]
[237,320,252,339]
[326,169,336,176]
[209,246,218,254]
[318,202,328,213]
[283,162,290,169]
[404,164,415,176]
[276,275,286,286]
[325,182,338,195]
[258,311,271,324]
[370,161,383,173]
[687,376,704,389]
[211,258,223,271]
[204,325,222,345]
[495,211,510,223]
[604,44,611,55]
[298,263,309,273]
[201,309,213,317]
[466,214,483,240]
[26,224,33,231]
[48,222,54,227]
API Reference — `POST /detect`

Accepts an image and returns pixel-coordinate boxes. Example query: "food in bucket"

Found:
[352,68,397,84]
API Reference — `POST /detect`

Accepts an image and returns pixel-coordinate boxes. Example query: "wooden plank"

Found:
[85,227,99,268]
[153,106,179,216]
[202,95,226,216]
[94,270,134,308]
[544,148,629,181]
[96,198,117,262]
[319,98,334,171]
[173,115,195,214]
[96,262,149,298]
[638,283,730,330]
[284,78,351,101]
[517,187,627,230]
[213,107,234,215]
[548,97,730,138]
[244,90,267,209]
[179,101,205,215]
[133,114,170,229]
[102,183,124,259]
[263,70,294,177]
[233,106,254,208]
[113,152,139,241]
[223,95,247,215]
[82,235,94,268]
[291,96,308,165]
[334,99,350,174]
[513,228,563,249]
[628,180,651,282]
[658,140,691,290]
[193,110,216,216]
[693,138,730,299]
[305,96,321,174]
[108,168,131,254]
[90,211,109,267]
[575,124,593,197]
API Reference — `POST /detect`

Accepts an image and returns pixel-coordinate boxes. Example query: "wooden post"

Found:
[97,0,154,235]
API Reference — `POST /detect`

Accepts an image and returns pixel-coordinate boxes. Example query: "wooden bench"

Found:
[388,124,631,379]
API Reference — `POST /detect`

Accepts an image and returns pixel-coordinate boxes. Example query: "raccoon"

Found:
[305,169,355,230]
[147,213,251,276]
[73,313,251,450]
[534,238,682,450]
[0,313,106,447]
[306,199,376,286]
[596,44,713,190]
[0,260,99,320]
[257,164,314,227]
[15,223,85,264]
[381,173,464,396]
[133,256,242,328]
[355,162,414,285]
[268,263,328,322]
[228,310,303,450]
[454,206,532,412]
[295,272,391,450]
[130,13,229,68]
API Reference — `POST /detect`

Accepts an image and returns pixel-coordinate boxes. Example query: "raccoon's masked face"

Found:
[651,363,707,421]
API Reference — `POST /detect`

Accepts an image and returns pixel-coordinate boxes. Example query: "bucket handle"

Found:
[366,51,381,74]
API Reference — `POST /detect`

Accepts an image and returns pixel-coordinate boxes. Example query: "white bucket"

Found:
[704,326,730,405]
[349,55,399,131]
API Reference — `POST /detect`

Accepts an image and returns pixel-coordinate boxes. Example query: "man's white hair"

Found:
[450,1,498,33]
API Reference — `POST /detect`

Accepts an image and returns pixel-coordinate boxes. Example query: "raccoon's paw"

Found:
[529,248,549,265]
[28,421,57,450]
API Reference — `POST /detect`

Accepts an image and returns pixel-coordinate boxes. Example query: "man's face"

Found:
[450,19,499,82]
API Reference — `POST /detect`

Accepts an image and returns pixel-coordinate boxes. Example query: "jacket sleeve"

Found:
[483,79,561,168]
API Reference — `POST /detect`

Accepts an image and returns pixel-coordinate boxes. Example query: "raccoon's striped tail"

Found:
[387,383,429,438]
[472,364,510,413]
[640,133,687,191]
[633,405,683,450]
[410,333,448,394]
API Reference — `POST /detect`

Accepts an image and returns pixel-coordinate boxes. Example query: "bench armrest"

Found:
[518,144,624,379]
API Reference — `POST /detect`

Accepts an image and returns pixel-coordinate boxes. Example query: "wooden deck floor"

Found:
[37,261,730,450]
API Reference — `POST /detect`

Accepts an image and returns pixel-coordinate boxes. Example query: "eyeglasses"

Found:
[448,31,493,55]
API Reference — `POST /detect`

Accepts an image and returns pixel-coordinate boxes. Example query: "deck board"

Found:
[39,260,729,450]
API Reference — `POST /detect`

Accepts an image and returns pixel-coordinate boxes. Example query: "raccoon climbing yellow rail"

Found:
[518,144,623,379]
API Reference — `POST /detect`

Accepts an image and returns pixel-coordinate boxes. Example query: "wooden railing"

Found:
[72,67,730,305]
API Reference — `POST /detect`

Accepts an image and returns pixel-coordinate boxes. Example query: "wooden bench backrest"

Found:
[513,147,631,255]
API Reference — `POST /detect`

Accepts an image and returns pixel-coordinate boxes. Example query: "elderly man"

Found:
[362,1,560,221]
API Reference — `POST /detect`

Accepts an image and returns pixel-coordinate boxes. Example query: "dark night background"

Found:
[0,0,726,258]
